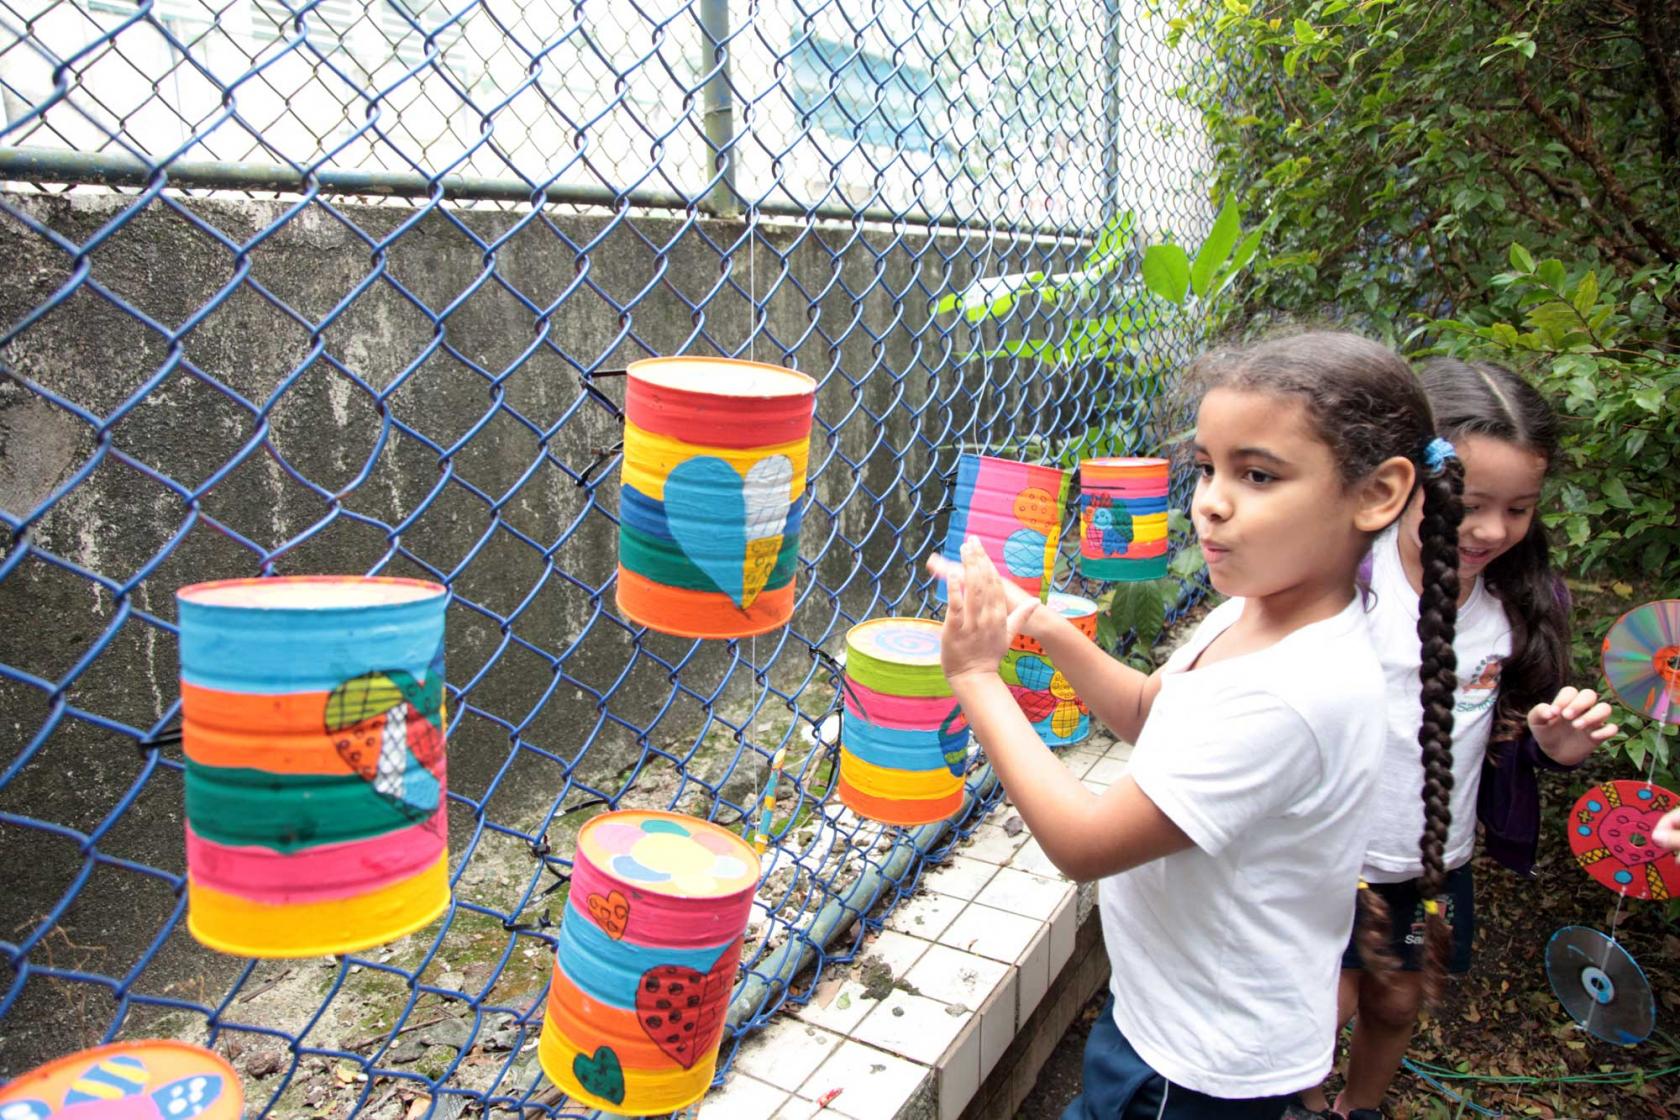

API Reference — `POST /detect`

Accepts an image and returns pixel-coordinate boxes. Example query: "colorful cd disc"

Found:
[1568,779,1680,899]
[1545,925,1654,1045]
[1601,599,1680,726]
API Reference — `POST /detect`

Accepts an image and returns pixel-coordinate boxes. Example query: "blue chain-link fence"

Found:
[0,0,1212,1114]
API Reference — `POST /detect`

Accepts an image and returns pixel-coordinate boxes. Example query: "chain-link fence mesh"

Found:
[0,0,1212,1114]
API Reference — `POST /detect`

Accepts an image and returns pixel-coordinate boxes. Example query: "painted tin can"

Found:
[178,576,450,958]
[616,357,818,639]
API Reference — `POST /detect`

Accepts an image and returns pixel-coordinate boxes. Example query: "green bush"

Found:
[1169,0,1678,771]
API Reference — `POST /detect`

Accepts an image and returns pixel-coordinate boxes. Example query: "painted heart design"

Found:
[326,668,446,821]
[570,1045,625,1105]
[586,889,631,940]
[635,937,741,1069]
[1599,807,1665,867]
[664,455,793,609]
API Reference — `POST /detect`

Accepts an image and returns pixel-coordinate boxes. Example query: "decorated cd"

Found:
[1568,779,1680,899]
[1544,925,1654,1045]
[1601,598,1680,726]
[0,1040,243,1120]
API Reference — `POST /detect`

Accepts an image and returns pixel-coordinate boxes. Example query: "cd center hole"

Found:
[1632,832,1649,847]
[1657,645,1680,681]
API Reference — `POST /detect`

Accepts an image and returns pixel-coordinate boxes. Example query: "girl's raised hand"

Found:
[1527,685,1618,766]
[926,547,1046,645]
[937,538,1030,682]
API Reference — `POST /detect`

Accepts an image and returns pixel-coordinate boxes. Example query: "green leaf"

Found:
[1633,385,1665,413]
[1190,199,1243,299]
[1133,581,1169,648]
[1603,478,1632,509]
[1169,546,1207,580]
[1142,243,1192,305]
[1571,270,1599,316]
[1508,243,1535,272]
[1212,227,1265,299]
[1537,259,1567,291]
[1105,583,1140,638]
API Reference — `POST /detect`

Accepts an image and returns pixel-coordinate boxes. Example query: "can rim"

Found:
[626,355,817,398]
[178,575,447,610]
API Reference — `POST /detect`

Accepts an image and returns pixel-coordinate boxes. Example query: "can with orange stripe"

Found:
[616,357,818,639]
[1078,457,1170,581]
[837,619,969,826]
[1001,593,1099,749]
[539,810,759,1114]
[177,576,450,957]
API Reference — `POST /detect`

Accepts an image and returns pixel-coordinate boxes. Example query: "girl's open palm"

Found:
[935,538,1035,681]
[927,544,1043,648]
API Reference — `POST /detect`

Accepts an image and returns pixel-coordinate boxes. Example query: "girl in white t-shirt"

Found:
[932,332,1462,1119]
[1298,360,1616,1120]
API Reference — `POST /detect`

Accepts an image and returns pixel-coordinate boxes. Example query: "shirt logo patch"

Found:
[1456,655,1502,714]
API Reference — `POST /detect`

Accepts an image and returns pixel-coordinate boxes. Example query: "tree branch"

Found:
[1508,63,1679,264]
[1634,0,1680,172]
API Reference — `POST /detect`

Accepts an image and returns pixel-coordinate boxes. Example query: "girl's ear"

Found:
[1354,455,1417,533]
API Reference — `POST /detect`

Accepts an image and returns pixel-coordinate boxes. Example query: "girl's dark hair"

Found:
[1192,330,1463,1001]
[1417,359,1568,739]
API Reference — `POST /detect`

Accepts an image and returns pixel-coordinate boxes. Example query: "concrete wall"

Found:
[0,192,1121,1072]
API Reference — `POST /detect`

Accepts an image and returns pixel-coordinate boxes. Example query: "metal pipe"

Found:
[723,765,1001,1031]
[1102,0,1123,219]
[0,146,1099,242]
[697,0,740,219]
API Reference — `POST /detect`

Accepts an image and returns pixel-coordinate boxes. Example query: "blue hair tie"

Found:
[1424,438,1457,471]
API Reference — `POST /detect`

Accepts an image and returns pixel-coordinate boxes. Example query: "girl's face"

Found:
[1402,433,1547,581]
[1191,387,1392,602]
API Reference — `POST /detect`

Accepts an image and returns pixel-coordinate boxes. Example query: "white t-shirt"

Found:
[1099,594,1385,1099]
[1360,527,1514,881]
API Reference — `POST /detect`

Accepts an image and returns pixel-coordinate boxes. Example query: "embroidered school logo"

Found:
[1456,655,1502,713]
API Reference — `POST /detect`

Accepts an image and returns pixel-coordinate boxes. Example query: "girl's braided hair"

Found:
[1190,330,1463,999]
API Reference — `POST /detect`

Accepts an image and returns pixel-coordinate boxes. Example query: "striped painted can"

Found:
[1001,593,1100,749]
[540,810,759,1115]
[1078,457,1170,581]
[616,356,818,639]
[937,454,1069,603]
[838,618,969,826]
[178,576,450,958]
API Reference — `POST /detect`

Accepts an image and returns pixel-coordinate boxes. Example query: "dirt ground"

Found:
[1016,751,1680,1119]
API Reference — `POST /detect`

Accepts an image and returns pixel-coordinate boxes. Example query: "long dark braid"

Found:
[1414,447,1464,1002]
[1189,330,1464,1001]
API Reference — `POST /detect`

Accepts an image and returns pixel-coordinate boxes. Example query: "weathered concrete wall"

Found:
[0,193,1113,1072]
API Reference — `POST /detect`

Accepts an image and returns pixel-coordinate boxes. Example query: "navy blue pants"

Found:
[1059,996,1292,1120]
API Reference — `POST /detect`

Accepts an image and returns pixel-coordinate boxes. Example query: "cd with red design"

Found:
[1568,779,1680,899]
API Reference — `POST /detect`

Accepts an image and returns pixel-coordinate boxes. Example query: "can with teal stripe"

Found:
[177,576,452,958]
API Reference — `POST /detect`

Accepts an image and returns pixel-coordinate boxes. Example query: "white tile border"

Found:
[708,773,1114,1119]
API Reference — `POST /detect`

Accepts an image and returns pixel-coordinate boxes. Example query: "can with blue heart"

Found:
[616,357,817,639]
